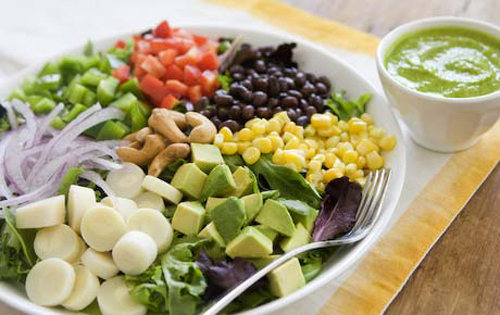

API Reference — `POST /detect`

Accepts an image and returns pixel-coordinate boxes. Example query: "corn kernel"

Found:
[221,142,238,155]
[356,156,366,169]
[283,121,297,134]
[274,111,291,124]
[345,163,358,175]
[219,127,233,141]
[308,160,323,172]
[340,132,349,142]
[355,177,367,187]
[253,137,273,154]
[361,113,374,125]
[251,120,267,135]
[336,142,354,156]
[284,162,300,172]
[298,143,309,152]
[356,139,378,155]
[348,118,367,134]
[325,112,339,125]
[268,131,280,137]
[238,128,254,141]
[317,128,336,138]
[342,150,359,164]
[266,118,282,134]
[243,147,261,165]
[338,120,348,131]
[245,118,260,129]
[294,126,304,139]
[214,134,224,149]
[324,153,337,168]
[305,148,316,159]
[307,171,323,185]
[350,170,364,180]
[284,151,305,167]
[304,125,316,137]
[282,132,296,143]
[379,135,397,151]
[316,182,326,191]
[325,136,340,149]
[272,149,285,164]
[369,127,386,139]
[237,142,252,154]
[311,114,332,129]
[284,137,300,150]
[323,168,344,183]
[311,153,325,163]
[269,136,284,151]
[366,151,384,170]
[333,158,346,171]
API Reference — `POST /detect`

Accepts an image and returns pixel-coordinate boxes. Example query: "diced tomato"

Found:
[139,74,164,98]
[165,80,188,96]
[129,52,144,65]
[183,65,202,86]
[111,65,130,83]
[198,51,219,71]
[136,40,151,54]
[164,64,184,81]
[175,47,201,68]
[149,39,176,54]
[173,28,193,40]
[115,40,126,49]
[160,94,179,109]
[193,35,208,46]
[158,49,178,67]
[187,85,202,103]
[153,20,173,38]
[200,70,219,96]
[177,39,195,54]
[140,55,166,78]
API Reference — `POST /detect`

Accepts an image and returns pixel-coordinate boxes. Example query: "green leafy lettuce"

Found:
[125,264,168,313]
[326,90,372,121]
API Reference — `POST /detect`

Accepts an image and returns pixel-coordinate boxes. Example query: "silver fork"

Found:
[201,168,392,315]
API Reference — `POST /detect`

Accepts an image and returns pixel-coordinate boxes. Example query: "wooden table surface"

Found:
[282,0,500,314]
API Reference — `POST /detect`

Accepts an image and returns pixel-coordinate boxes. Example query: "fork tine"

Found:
[355,171,374,221]
[363,169,391,229]
[351,169,380,232]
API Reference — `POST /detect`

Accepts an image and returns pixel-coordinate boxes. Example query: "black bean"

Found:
[217,107,230,120]
[211,116,222,128]
[256,107,272,119]
[221,119,241,132]
[273,71,283,78]
[200,109,212,118]
[241,79,253,91]
[296,116,309,126]
[295,107,303,117]
[306,106,317,117]
[229,105,242,120]
[318,75,331,90]
[268,76,280,96]
[323,108,333,115]
[272,106,283,114]
[308,94,322,108]
[267,97,280,108]
[253,77,268,92]
[245,68,258,77]
[278,92,288,99]
[229,65,245,74]
[315,82,328,95]
[254,60,266,73]
[316,100,325,112]
[242,105,255,120]
[299,99,309,111]
[288,90,303,100]
[305,73,317,83]
[230,85,249,101]
[287,108,298,121]
[281,96,298,108]
[258,46,274,57]
[206,106,216,117]
[214,94,234,107]
[243,90,253,103]
[232,72,245,81]
[283,77,296,89]
[300,82,316,97]
[278,77,290,92]
[294,72,307,87]
[267,66,278,74]
[252,91,268,107]
[283,68,295,77]
[194,97,209,111]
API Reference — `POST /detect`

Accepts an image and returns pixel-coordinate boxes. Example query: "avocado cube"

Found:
[284,201,319,233]
[225,226,273,258]
[231,167,254,197]
[254,225,278,242]
[255,199,296,237]
[268,257,305,297]
[280,223,311,252]
[212,197,246,243]
[200,164,236,201]
[205,197,227,213]
[248,255,281,269]
[171,201,206,236]
[198,222,225,247]
[191,143,224,173]
[241,193,263,224]
[171,163,207,199]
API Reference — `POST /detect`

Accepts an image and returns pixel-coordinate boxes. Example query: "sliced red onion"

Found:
[80,170,115,198]
[33,102,65,145]
[1,101,18,129]
[11,99,37,147]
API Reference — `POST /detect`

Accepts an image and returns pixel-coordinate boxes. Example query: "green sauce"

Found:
[385,27,500,98]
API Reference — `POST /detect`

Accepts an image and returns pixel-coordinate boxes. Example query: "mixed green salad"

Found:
[0,19,396,315]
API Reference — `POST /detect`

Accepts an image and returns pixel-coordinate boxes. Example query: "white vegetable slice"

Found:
[34,224,82,262]
[97,276,147,315]
[62,265,100,311]
[80,205,126,252]
[126,209,173,253]
[112,231,157,276]
[81,248,119,280]
[133,191,165,212]
[68,185,97,234]
[105,162,145,199]
[141,175,182,204]
[102,197,138,220]
[16,195,65,229]
[72,237,88,264]
[25,258,76,306]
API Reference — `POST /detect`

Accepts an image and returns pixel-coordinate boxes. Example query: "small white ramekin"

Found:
[376,17,500,152]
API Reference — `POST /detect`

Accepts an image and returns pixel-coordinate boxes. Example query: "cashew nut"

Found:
[117,134,166,166]
[148,109,188,143]
[123,131,138,142]
[185,112,217,143]
[135,127,154,143]
[148,143,191,177]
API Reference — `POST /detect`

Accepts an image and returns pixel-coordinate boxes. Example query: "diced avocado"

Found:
[212,197,246,243]
[231,167,254,197]
[268,257,305,297]
[254,225,278,242]
[279,199,319,233]
[171,163,207,200]
[96,120,127,140]
[241,193,263,224]
[198,222,225,247]
[191,143,224,173]
[280,223,311,252]
[171,201,206,236]
[205,197,227,213]
[225,226,273,258]
[97,76,119,106]
[255,199,296,237]
[248,255,281,269]
[200,164,236,201]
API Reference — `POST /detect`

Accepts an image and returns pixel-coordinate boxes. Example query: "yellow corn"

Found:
[317,128,336,138]
[366,151,384,170]
[336,142,354,156]
[221,142,238,155]
[325,136,340,149]
[312,153,326,163]
[214,134,224,149]
[238,128,254,141]
[306,171,324,186]
[284,162,300,173]
[304,125,316,137]
[325,112,339,125]
[272,149,285,164]
[379,135,397,151]
[348,118,367,134]
[219,127,233,141]
[251,120,267,135]
[284,137,300,150]
[253,137,273,154]
[338,120,348,131]
[345,163,358,175]
[342,150,359,164]
[323,168,344,183]
[308,160,323,172]
[361,113,374,125]
[310,114,332,129]
[356,138,378,155]
[350,169,364,180]
[304,139,318,150]
[356,156,366,169]
[369,127,386,139]
[237,142,252,155]
[245,118,260,129]
[268,131,280,137]
[269,135,284,151]
[340,132,349,142]
[242,147,261,165]
[355,177,367,187]
[282,132,296,143]
[274,111,291,124]
[293,126,304,139]
[283,151,306,167]
[305,147,316,159]
[283,121,297,134]
[324,153,337,169]
[266,118,282,134]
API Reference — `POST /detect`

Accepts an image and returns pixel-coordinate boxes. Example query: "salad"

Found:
[0,20,396,315]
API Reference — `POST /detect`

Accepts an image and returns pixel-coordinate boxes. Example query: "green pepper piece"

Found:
[115,121,131,135]
[130,103,147,132]
[82,89,97,107]
[50,117,67,130]
[33,98,56,114]
[68,84,88,105]
[108,92,138,113]
[22,78,36,95]
[58,56,85,81]
[37,74,62,91]
[96,121,127,140]
[97,77,119,106]
[81,68,107,87]
[26,95,44,108]
[62,75,81,99]
[82,55,101,71]
[38,62,59,77]
[99,54,112,74]
[9,88,26,101]
[62,104,87,122]
[138,101,152,117]
[83,122,105,138]
[118,78,144,99]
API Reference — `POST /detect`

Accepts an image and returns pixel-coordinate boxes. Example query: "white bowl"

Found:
[376,17,500,153]
[0,24,406,315]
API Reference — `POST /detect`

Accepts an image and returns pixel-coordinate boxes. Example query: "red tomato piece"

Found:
[129,52,145,65]
[136,40,151,54]
[115,40,126,49]
[177,38,195,54]
[183,65,202,86]
[164,64,184,81]
[139,74,164,97]
[165,80,188,96]
[158,49,178,67]
[140,55,166,78]
[160,94,179,109]
[193,35,208,46]
[200,70,219,96]
[173,28,193,40]
[175,47,201,68]
[153,20,173,38]
[111,65,130,83]
[149,39,173,54]
[187,85,202,103]
[198,51,219,71]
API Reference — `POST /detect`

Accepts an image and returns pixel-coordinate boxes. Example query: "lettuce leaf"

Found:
[326,90,372,121]
[125,264,167,313]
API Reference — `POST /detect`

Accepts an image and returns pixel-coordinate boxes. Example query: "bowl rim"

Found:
[376,16,500,104]
[0,22,406,315]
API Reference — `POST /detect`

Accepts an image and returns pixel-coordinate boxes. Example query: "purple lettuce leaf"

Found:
[312,176,362,242]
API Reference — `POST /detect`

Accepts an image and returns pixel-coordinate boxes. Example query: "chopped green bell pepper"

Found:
[96,120,128,140]
[97,77,119,106]
[82,89,97,107]
[63,104,87,122]
[33,98,56,114]
[9,88,26,101]
[82,55,100,71]
[130,103,147,132]
[118,78,144,99]
[38,62,59,77]
[50,117,67,130]
[81,68,107,87]
[68,84,88,105]
[109,92,138,113]
[37,74,62,91]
